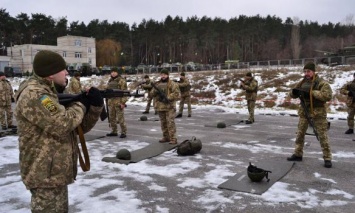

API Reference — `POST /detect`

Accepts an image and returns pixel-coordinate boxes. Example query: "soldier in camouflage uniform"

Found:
[106,69,128,138]
[176,72,192,118]
[240,72,258,124]
[340,73,355,134]
[15,50,103,212]
[287,62,333,168]
[150,69,180,144]
[141,75,155,114]
[67,71,82,94]
[0,72,16,130]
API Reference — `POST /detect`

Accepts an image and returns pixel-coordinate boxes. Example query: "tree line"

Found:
[1,8,355,67]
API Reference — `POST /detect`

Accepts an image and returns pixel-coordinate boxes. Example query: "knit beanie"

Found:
[33,50,67,77]
[160,69,169,75]
[245,72,252,77]
[180,72,185,76]
[303,62,316,71]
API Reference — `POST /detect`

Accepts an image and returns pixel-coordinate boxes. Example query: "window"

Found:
[74,40,81,46]
[75,52,82,58]
[88,58,92,64]
[88,47,91,53]
[63,51,67,57]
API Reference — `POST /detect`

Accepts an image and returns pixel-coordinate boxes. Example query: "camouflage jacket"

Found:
[67,77,82,94]
[150,79,180,111]
[0,79,14,106]
[241,78,258,101]
[178,78,191,97]
[340,80,355,107]
[107,76,128,105]
[290,74,332,118]
[141,79,153,92]
[15,75,102,189]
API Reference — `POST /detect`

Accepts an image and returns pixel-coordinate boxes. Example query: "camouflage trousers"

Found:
[108,104,127,134]
[247,100,255,122]
[145,97,155,112]
[30,185,68,213]
[0,105,13,127]
[158,109,177,141]
[178,95,192,115]
[294,117,332,160]
[347,107,355,129]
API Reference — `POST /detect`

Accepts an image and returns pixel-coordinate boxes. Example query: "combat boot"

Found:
[106,132,118,137]
[287,154,303,161]
[142,111,149,114]
[324,160,332,168]
[159,138,170,143]
[175,114,182,118]
[245,120,253,124]
[345,129,353,134]
[169,139,178,145]
[188,114,191,117]
[119,133,127,138]
[1,126,7,130]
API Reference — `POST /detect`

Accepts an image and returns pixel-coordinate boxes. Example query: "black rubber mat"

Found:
[218,158,295,195]
[204,119,245,127]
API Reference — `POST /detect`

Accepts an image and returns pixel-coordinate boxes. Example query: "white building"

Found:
[6,35,96,73]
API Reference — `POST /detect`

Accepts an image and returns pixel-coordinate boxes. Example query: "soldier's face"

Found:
[160,73,168,80]
[51,69,68,86]
[111,71,118,78]
[304,69,315,79]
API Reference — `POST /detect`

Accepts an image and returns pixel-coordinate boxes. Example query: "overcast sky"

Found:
[1,0,355,26]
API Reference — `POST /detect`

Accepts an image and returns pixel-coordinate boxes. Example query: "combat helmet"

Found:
[116,149,131,160]
[140,115,148,121]
[217,122,226,128]
[247,162,272,182]
[189,137,202,153]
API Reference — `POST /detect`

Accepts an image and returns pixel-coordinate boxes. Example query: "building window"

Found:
[74,40,81,46]
[75,52,82,58]
[88,58,92,64]
[63,51,67,57]
[88,47,91,53]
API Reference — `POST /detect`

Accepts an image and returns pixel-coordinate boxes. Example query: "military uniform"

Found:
[241,77,258,123]
[67,76,82,94]
[177,77,192,117]
[15,75,102,212]
[150,79,180,143]
[0,76,14,129]
[340,79,355,133]
[141,78,155,113]
[289,74,332,161]
[107,75,128,136]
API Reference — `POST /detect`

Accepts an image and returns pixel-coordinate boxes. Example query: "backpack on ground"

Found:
[176,136,202,156]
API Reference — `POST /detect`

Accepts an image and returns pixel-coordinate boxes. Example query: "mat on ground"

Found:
[102,142,177,164]
[85,134,106,141]
[218,158,295,195]
[204,119,245,127]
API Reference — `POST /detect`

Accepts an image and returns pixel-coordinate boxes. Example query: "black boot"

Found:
[345,129,354,134]
[119,134,127,138]
[175,114,182,118]
[287,154,303,161]
[106,132,118,137]
[245,120,253,124]
[188,114,191,117]
[324,160,332,168]
[142,111,149,114]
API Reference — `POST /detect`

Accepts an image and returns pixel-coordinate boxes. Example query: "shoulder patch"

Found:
[40,95,58,113]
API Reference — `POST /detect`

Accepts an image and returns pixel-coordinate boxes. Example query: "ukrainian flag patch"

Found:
[40,95,58,113]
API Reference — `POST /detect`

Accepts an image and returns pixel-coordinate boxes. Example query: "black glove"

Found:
[79,93,90,110]
[292,88,310,98]
[11,97,15,103]
[87,87,104,107]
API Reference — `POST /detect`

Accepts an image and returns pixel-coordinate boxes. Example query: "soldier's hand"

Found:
[11,97,15,103]
[87,87,104,107]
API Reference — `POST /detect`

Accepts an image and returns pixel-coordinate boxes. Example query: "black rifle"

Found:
[150,82,170,104]
[237,78,245,83]
[58,89,144,121]
[298,95,319,141]
[346,85,355,102]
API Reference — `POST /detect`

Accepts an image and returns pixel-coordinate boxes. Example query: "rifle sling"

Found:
[77,125,90,172]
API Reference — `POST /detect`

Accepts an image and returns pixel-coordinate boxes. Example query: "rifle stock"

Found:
[299,95,319,141]
[150,82,170,103]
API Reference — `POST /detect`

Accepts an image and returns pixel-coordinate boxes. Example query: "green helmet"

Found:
[247,162,271,182]
[217,122,226,128]
[190,137,202,153]
[140,116,148,121]
[116,149,131,160]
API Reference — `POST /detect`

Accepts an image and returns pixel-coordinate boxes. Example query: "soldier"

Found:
[141,75,155,114]
[106,69,128,138]
[340,72,355,134]
[67,71,82,94]
[14,50,103,212]
[0,71,16,130]
[176,72,192,118]
[287,62,333,168]
[240,72,258,124]
[150,69,180,144]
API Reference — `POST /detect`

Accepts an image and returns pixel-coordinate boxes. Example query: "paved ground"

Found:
[2,103,355,213]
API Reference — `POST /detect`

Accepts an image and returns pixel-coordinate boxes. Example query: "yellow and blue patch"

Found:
[40,95,58,113]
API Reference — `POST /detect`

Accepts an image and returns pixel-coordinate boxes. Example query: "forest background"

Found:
[1,8,355,67]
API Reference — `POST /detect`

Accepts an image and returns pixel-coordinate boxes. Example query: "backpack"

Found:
[176,137,202,156]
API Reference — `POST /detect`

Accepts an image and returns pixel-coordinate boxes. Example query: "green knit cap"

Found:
[33,50,67,77]
[180,72,185,76]
[160,69,169,75]
[303,62,316,71]
[245,72,252,77]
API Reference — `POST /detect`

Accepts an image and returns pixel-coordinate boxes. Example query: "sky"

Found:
[1,66,355,212]
[1,0,355,26]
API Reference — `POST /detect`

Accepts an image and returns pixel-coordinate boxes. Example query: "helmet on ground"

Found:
[116,149,131,160]
[247,162,271,182]
[140,116,148,121]
[190,137,202,153]
[217,122,226,128]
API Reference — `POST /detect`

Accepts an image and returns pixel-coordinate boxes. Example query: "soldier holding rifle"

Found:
[287,62,333,168]
[340,72,355,134]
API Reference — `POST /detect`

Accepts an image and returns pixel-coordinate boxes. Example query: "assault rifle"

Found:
[58,89,144,121]
[298,93,319,141]
[346,85,355,102]
[150,82,170,104]
[237,78,245,83]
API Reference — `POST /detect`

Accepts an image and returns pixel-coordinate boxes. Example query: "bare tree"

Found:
[343,14,355,26]
[290,17,301,59]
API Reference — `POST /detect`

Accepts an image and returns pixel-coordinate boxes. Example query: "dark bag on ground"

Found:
[176,137,202,156]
